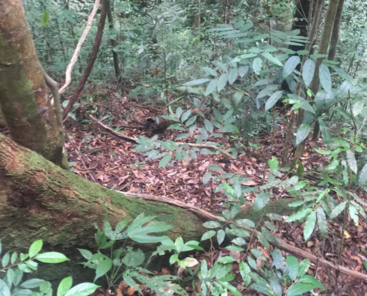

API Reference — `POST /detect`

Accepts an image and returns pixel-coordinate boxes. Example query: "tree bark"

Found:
[106,0,122,85]
[0,0,68,168]
[310,0,341,142]
[0,133,205,249]
[327,0,345,61]
[62,0,108,119]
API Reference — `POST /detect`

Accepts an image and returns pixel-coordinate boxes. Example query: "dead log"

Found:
[1,133,366,282]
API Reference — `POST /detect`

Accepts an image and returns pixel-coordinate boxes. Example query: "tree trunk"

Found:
[62,0,108,119]
[327,0,345,61]
[106,0,122,85]
[0,133,296,249]
[0,0,68,168]
[309,0,341,142]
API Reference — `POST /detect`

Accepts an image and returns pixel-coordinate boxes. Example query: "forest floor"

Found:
[62,85,366,295]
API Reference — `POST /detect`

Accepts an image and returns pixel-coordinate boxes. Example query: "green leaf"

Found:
[221,124,239,133]
[205,79,218,96]
[262,52,283,66]
[94,256,112,282]
[298,275,325,289]
[239,262,251,286]
[257,232,270,250]
[41,11,50,27]
[217,229,226,245]
[272,249,285,270]
[29,240,43,258]
[287,283,319,296]
[203,67,217,77]
[296,124,311,146]
[64,283,100,296]
[252,57,263,75]
[0,279,11,296]
[302,60,315,87]
[283,56,300,78]
[218,282,242,296]
[316,208,328,239]
[285,208,312,222]
[265,91,283,111]
[286,256,299,281]
[239,66,249,77]
[185,116,197,126]
[20,278,44,289]
[228,68,238,85]
[176,133,190,140]
[298,259,310,277]
[319,64,332,93]
[57,277,73,296]
[159,154,172,167]
[203,171,212,185]
[330,201,347,219]
[304,211,316,241]
[35,252,69,263]
[78,249,93,261]
[250,283,274,295]
[201,230,216,241]
[122,249,145,267]
[2,252,9,268]
[349,204,359,226]
[181,109,191,122]
[217,256,236,264]
[236,219,255,228]
[346,150,357,174]
[204,119,214,133]
[253,193,271,211]
[183,78,210,86]
[358,163,367,186]
[203,221,222,229]
[217,73,228,92]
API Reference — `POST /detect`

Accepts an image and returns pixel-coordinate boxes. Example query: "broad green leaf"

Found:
[20,278,44,289]
[217,256,236,264]
[217,229,225,245]
[29,240,43,258]
[349,204,359,226]
[346,150,357,174]
[319,64,332,92]
[2,252,9,268]
[257,232,270,249]
[316,208,328,238]
[203,171,212,185]
[330,201,347,219]
[302,60,315,87]
[296,124,311,146]
[283,56,300,78]
[0,279,11,296]
[239,66,249,77]
[298,275,325,289]
[304,211,316,241]
[183,78,210,86]
[64,283,100,296]
[203,221,222,229]
[287,94,315,114]
[122,249,145,267]
[78,249,92,261]
[285,208,312,222]
[298,259,310,277]
[250,283,274,295]
[228,68,238,85]
[217,74,228,92]
[239,262,251,286]
[159,154,172,167]
[203,67,217,77]
[265,91,283,111]
[221,124,239,133]
[358,163,367,186]
[201,230,216,241]
[94,256,112,282]
[204,119,214,133]
[57,277,73,296]
[285,256,298,281]
[185,116,197,126]
[236,219,255,228]
[41,11,50,27]
[262,52,283,66]
[205,79,218,96]
[287,283,319,296]
[35,252,69,263]
[253,192,271,211]
[252,58,263,75]
[272,249,285,270]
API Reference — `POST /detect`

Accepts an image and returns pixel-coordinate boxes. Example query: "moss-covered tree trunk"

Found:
[0,133,295,250]
[0,133,205,249]
[0,0,68,168]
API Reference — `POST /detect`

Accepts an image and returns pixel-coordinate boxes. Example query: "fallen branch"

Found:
[59,0,101,95]
[123,191,367,282]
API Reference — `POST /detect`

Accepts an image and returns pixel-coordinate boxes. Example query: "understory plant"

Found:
[0,240,99,296]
